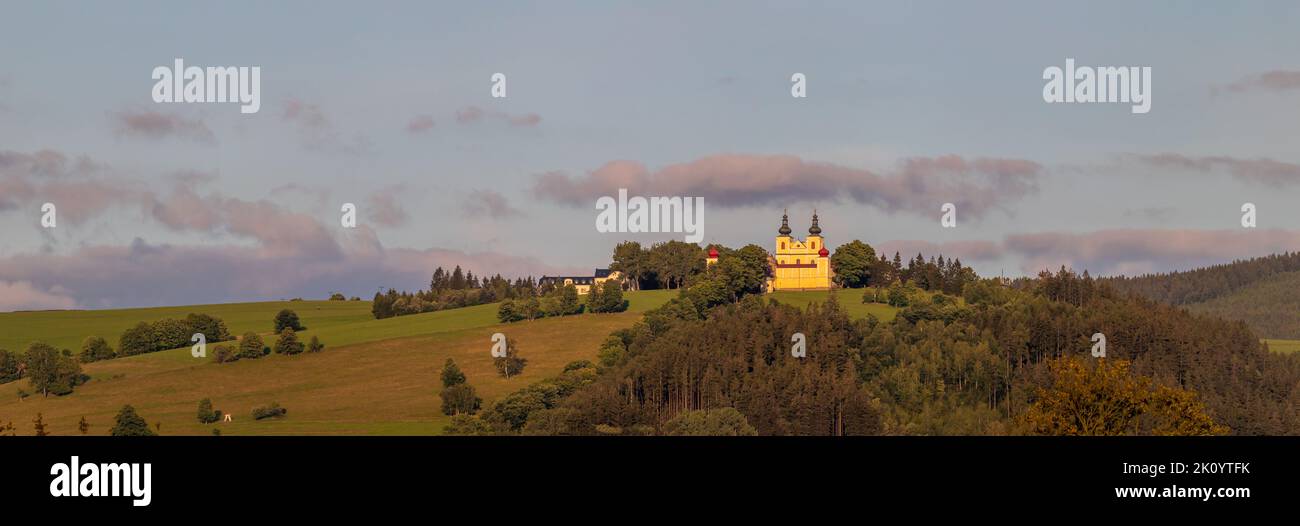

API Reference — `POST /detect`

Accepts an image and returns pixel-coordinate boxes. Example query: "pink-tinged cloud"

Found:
[875,239,1002,262]
[455,105,541,127]
[0,234,580,311]
[1,150,145,223]
[533,154,1041,218]
[462,189,522,219]
[0,149,105,178]
[112,109,215,144]
[1004,228,1300,276]
[365,186,410,228]
[282,99,372,155]
[1217,70,1300,94]
[1128,153,1300,187]
[406,114,435,133]
[0,281,78,311]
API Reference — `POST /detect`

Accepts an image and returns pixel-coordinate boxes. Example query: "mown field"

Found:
[0,290,674,436]
[767,288,899,322]
[1263,339,1300,354]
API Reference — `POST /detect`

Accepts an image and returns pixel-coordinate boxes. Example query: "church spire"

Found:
[808,210,822,236]
[778,209,792,236]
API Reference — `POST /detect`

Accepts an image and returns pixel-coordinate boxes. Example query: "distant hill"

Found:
[1104,252,1300,339]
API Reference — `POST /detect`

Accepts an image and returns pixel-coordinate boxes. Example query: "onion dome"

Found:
[818,247,829,257]
[778,211,792,236]
[809,211,822,236]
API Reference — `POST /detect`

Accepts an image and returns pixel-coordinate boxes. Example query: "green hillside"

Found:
[1183,270,1300,340]
[0,290,675,435]
[0,300,374,353]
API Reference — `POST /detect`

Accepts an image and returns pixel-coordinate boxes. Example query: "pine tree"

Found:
[110,405,156,436]
[441,358,466,388]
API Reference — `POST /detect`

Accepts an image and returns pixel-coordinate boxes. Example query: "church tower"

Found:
[768,211,832,291]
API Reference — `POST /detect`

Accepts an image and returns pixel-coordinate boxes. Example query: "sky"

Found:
[1,1,1299,310]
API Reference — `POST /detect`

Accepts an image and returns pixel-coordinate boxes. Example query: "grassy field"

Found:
[767,288,898,322]
[0,300,375,352]
[0,290,674,436]
[1263,339,1300,354]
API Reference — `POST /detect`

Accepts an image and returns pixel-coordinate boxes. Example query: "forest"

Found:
[446,248,1300,436]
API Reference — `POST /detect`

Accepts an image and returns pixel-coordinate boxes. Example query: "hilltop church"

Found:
[767,211,833,292]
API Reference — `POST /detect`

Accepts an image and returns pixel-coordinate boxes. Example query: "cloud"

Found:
[0,280,78,311]
[365,186,410,228]
[533,153,1042,218]
[1216,70,1300,95]
[282,98,373,155]
[1003,228,1300,276]
[406,114,435,134]
[112,109,215,144]
[454,105,542,127]
[0,149,143,223]
[462,189,522,219]
[1125,153,1300,187]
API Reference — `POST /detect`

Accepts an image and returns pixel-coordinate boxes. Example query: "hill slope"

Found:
[1183,270,1300,339]
[0,290,674,435]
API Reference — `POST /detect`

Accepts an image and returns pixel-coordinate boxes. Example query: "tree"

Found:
[79,336,115,363]
[664,407,758,436]
[1021,357,1228,436]
[443,414,492,435]
[441,358,466,388]
[609,241,647,290]
[274,309,306,334]
[119,322,154,356]
[33,413,48,436]
[307,336,324,353]
[440,384,482,415]
[274,328,305,355]
[24,342,83,396]
[77,416,90,435]
[0,349,20,383]
[197,398,218,424]
[238,332,266,360]
[588,280,629,313]
[252,402,287,420]
[185,313,232,342]
[830,240,876,288]
[110,405,156,436]
[493,337,527,379]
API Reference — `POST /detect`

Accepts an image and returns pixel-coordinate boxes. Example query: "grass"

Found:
[767,288,898,322]
[0,300,374,353]
[0,290,675,436]
[1263,339,1300,354]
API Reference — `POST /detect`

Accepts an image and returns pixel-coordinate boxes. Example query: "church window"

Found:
[781,242,785,249]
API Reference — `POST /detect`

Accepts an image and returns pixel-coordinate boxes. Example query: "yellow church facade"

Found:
[766,211,833,292]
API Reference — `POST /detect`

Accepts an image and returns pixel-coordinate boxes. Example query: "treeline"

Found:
[446,264,1300,435]
[119,313,234,357]
[371,265,541,319]
[1103,251,1300,305]
[609,240,709,290]
[830,240,978,294]
[0,343,88,396]
[497,280,628,323]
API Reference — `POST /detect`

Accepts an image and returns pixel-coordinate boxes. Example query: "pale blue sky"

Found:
[1,1,1298,308]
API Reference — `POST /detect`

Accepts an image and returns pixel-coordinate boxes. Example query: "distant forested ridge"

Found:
[1103,251,1300,305]
[1102,252,1300,338]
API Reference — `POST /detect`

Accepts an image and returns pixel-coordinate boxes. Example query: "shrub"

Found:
[238,332,266,360]
[440,383,482,415]
[110,405,156,436]
[252,402,287,420]
[274,328,305,355]
[212,345,238,363]
[196,398,218,424]
[329,292,346,301]
[79,336,116,363]
[664,407,757,436]
[274,309,305,334]
[443,414,492,435]
[306,336,324,353]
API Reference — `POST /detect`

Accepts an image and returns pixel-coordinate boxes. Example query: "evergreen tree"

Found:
[110,405,156,436]
[441,358,466,388]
